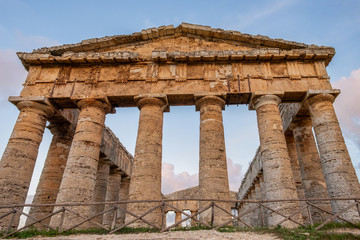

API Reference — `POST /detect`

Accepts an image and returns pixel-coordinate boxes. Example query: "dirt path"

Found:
[21,230,281,240]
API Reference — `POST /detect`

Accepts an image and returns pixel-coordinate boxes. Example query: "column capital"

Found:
[304,93,335,109]
[47,122,74,137]
[109,167,124,175]
[77,99,113,113]
[250,94,281,110]
[16,100,55,117]
[134,94,169,112]
[288,116,312,131]
[195,95,225,111]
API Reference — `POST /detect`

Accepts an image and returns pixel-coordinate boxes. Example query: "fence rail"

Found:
[0,198,359,238]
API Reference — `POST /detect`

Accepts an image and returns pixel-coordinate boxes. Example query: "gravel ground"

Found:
[19,230,281,240]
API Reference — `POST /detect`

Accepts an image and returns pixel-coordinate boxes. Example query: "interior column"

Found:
[50,99,111,229]
[252,94,302,227]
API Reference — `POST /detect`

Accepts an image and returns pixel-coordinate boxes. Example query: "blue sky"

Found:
[0,0,359,195]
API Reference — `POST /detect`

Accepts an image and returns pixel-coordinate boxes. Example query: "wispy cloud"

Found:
[144,19,156,29]
[13,30,60,52]
[233,0,296,30]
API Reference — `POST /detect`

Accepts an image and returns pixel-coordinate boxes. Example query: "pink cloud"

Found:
[161,158,243,195]
[161,162,198,195]
[227,158,243,192]
[333,68,360,149]
[0,49,27,103]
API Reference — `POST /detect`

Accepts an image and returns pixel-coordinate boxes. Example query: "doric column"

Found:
[125,95,168,228]
[259,175,268,226]
[305,93,360,220]
[175,211,182,225]
[103,168,122,227]
[254,180,263,227]
[117,177,130,226]
[252,94,302,227]
[26,122,74,227]
[290,117,331,222]
[0,100,54,229]
[92,159,111,224]
[248,188,256,226]
[190,210,198,226]
[50,99,111,229]
[196,95,230,225]
[284,131,308,223]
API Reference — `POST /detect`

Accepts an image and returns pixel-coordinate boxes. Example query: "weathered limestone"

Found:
[103,168,122,227]
[248,188,257,226]
[117,178,130,226]
[92,159,111,224]
[290,117,331,222]
[50,99,111,229]
[26,122,74,227]
[305,93,360,220]
[126,95,168,228]
[196,95,230,225]
[0,101,54,229]
[175,211,182,224]
[2,23,358,230]
[254,180,263,226]
[190,210,198,226]
[284,131,308,223]
[252,94,302,227]
[259,175,268,226]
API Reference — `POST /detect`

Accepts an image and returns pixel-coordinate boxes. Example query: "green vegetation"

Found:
[1,223,360,239]
[216,223,360,240]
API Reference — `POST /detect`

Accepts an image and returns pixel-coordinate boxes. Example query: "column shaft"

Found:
[126,96,167,228]
[103,169,122,227]
[254,95,302,227]
[0,101,53,229]
[259,175,268,226]
[305,94,360,220]
[190,211,198,226]
[50,99,110,229]
[284,132,308,223]
[117,179,130,226]
[254,181,263,227]
[291,117,331,222]
[196,95,230,225]
[26,122,74,227]
[248,189,256,227]
[175,211,182,225]
[92,160,111,224]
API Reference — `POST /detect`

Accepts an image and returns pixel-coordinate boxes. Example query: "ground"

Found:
[10,230,280,240]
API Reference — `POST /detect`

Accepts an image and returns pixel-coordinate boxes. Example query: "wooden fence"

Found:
[0,198,359,238]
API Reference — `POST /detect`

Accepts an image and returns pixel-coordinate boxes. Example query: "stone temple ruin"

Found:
[0,23,359,231]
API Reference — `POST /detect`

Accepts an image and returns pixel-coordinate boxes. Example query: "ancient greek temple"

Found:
[0,23,359,230]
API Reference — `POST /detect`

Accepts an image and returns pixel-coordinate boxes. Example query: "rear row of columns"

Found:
[250,93,360,226]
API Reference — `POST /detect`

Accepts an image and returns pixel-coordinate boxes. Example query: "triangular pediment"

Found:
[31,23,313,56]
[17,23,335,70]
